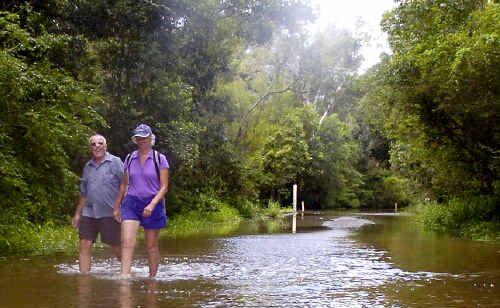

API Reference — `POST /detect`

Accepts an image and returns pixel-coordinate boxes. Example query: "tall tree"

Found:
[379,0,500,197]
[0,10,100,222]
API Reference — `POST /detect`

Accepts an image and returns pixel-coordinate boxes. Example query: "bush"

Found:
[415,196,500,240]
[232,197,261,219]
[163,196,242,238]
[261,200,285,218]
[358,167,413,209]
[0,215,78,255]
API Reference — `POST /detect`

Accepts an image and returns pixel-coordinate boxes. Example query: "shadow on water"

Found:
[0,212,499,307]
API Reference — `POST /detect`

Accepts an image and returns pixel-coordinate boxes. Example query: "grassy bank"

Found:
[412,196,500,241]
[0,218,79,256]
[0,200,293,256]
[162,199,292,238]
[162,203,242,238]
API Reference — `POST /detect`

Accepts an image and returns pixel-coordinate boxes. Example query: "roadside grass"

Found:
[0,218,79,256]
[0,199,294,256]
[162,203,242,239]
[412,196,500,241]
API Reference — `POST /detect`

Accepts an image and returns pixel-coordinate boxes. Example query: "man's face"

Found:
[89,136,107,161]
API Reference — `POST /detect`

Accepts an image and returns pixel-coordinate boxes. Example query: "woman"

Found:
[113,124,169,278]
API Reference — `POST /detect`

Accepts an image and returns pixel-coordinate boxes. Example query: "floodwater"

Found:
[0,212,499,307]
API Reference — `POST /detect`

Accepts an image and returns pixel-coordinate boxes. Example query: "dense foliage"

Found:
[0,11,99,223]
[1,0,498,253]
[379,0,499,198]
[361,0,499,237]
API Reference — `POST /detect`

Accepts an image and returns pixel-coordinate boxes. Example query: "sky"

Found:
[308,0,397,72]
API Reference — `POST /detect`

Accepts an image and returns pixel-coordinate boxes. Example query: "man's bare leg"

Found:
[111,245,121,261]
[79,239,93,273]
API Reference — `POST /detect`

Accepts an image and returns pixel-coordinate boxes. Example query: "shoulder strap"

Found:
[153,150,160,181]
[126,150,160,181]
[124,152,132,173]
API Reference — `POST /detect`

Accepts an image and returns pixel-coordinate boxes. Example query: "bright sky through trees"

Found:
[309,0,396,72]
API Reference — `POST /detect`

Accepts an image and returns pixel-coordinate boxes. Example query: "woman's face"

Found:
[135,136,152,150]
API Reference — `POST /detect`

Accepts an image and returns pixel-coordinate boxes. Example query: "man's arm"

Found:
[73,164,88,228]
[72,196,87,228]
[113,172,129,223]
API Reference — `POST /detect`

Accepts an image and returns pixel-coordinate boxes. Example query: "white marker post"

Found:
[293,184,297,213]
[292,184,297,233]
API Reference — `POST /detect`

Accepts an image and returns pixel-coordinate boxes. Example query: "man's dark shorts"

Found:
[79,216,121,246]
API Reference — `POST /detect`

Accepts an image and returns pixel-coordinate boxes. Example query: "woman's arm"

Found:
[143,169,169,218]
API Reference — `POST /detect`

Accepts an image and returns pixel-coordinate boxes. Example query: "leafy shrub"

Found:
[232,198,261,219]
[0,214,78,255]
[261,200,283,218]
[416,196,499,240]
[359,169,412,208]
[0,12,100,223]
[164,195,242,239]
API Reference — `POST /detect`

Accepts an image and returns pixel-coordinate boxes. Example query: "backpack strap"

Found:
[153,150,166,206]
[125,150,161,181]
[153,150,160,181]
[124,151,134,174]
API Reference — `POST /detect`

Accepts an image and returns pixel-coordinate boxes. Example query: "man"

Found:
[72,134,124,273]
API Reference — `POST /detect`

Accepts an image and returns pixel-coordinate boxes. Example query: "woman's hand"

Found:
[143,204,155,218]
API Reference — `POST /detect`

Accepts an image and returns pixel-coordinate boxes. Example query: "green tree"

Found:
[0,11,100,222]
[306,114,363,208]
[260,109,313,202]
[380,0,500,197]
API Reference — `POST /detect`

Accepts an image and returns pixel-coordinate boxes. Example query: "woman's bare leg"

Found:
[120,220,140,277]
[144,229,161,277]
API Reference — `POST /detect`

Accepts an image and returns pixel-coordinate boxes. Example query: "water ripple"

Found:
[56,221,480,307]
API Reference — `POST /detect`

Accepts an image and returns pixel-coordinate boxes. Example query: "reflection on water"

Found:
[118,279,159,308]
[0,213,499,307]
[76,275,92,307]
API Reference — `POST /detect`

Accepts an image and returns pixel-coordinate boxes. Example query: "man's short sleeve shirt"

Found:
[80,153,124,218]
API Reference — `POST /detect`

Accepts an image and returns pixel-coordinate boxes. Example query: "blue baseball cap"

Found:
[131,124,156,145]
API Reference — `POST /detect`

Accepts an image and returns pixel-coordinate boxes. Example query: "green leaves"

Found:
[0,12,99,222]
[375,1,500,197]
[262,110,312,190]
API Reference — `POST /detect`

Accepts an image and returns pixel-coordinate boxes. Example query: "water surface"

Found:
[0,212,498,307]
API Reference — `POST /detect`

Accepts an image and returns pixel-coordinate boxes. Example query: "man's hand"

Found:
[113,207,122,223]
[72,213,81,229]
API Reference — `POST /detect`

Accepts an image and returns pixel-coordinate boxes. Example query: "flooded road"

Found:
[0,212,499,307]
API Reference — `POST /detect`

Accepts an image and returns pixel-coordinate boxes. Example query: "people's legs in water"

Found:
[120,220,140,277]
[79,239,93,273]
[144,229,161,277]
